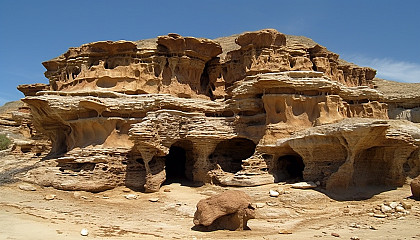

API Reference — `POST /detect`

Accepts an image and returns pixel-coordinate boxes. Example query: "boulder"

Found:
[411,176,420,200]
[193,190,255,231]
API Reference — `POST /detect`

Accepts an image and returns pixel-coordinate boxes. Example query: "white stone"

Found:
[45,194,56,200]
[255,203,265,208]
[290,181,317,189]
[125,194,137,200]
[80,228,89,236]
[395,206,405,213]
[18,184,36,191]
[148,198,159,202]
[389,202,399,209]
[269,189,279,197]
[380,204,393,213]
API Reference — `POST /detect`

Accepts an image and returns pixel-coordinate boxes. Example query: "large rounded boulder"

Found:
[193,190,255,231]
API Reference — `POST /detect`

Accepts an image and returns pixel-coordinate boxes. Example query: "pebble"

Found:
[148,198,159,202]
[45,194,56,200]
[255,202,265,208]
[266,201,279,207]
[389,202,399,209]
[269,189,279,197]
[163,188,171,192]
[279,229,292,234]
[402,202,412,209]
[124,194,137,200]
[373,214,387,218]
[381,204,393,213]
[18,184,36,191]
[80,228,89,236]
[349,223,360,228]
[290,181,317,189]
[331,232,340,237]
[350,236,360,240]
[395,206,405,213]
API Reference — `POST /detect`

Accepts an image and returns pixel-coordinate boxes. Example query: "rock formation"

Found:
[0,100,49,155]
[17,29,420,193]
[193,190,255,231]
[411,176,420,200]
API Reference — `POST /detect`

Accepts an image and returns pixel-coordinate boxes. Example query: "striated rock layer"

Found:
[18,29,420,193]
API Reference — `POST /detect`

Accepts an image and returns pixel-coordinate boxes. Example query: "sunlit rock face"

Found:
[18,29,420,193]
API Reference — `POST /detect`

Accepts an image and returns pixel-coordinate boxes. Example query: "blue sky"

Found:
[1,0,419,105]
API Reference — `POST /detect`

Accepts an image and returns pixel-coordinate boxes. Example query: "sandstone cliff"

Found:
[17,29,420,193]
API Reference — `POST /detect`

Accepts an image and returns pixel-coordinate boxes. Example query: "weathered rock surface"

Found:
[411,176,420,200]
[0,100,50,156]
[193,190,255,231]
[373,78,420,123]
[15,29,420,194]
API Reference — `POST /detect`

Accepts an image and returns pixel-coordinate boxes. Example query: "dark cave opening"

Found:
[209,137,256,173]
[164,140,195,184]
[275,154,305,182]
[199,62,215,99]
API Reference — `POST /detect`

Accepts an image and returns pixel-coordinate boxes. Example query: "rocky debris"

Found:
[369,201,411,218]
[193,190,255,231]
[290,181,317,189]
[18,183,36,191]
[411,176,420,200]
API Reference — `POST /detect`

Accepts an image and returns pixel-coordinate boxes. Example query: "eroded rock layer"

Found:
[18,29,420,193]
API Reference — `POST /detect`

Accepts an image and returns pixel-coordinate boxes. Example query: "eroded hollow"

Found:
[164,140,194,184]
[210,137,256,173]
[275,154,305,182]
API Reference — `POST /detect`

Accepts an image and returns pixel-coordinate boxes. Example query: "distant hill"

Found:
[0,101,23,115]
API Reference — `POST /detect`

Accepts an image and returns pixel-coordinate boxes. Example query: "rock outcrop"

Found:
[193,190,255,231]
[0,101,49,155]
[17,29,420,194]
[411,176,420,200]
[372,78,420,123]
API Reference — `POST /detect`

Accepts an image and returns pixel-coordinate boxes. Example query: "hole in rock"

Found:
[164,140,194,184]
[275,154,305,182]
[210,138,256,173]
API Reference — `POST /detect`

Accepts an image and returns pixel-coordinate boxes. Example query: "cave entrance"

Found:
[209,137,256,173]
[275,154,305,182]
[164,140,195,184]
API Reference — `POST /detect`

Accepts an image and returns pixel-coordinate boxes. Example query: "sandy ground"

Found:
[1,176,420,240]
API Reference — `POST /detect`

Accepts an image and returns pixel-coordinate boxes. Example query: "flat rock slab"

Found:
[290,181,317,189]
